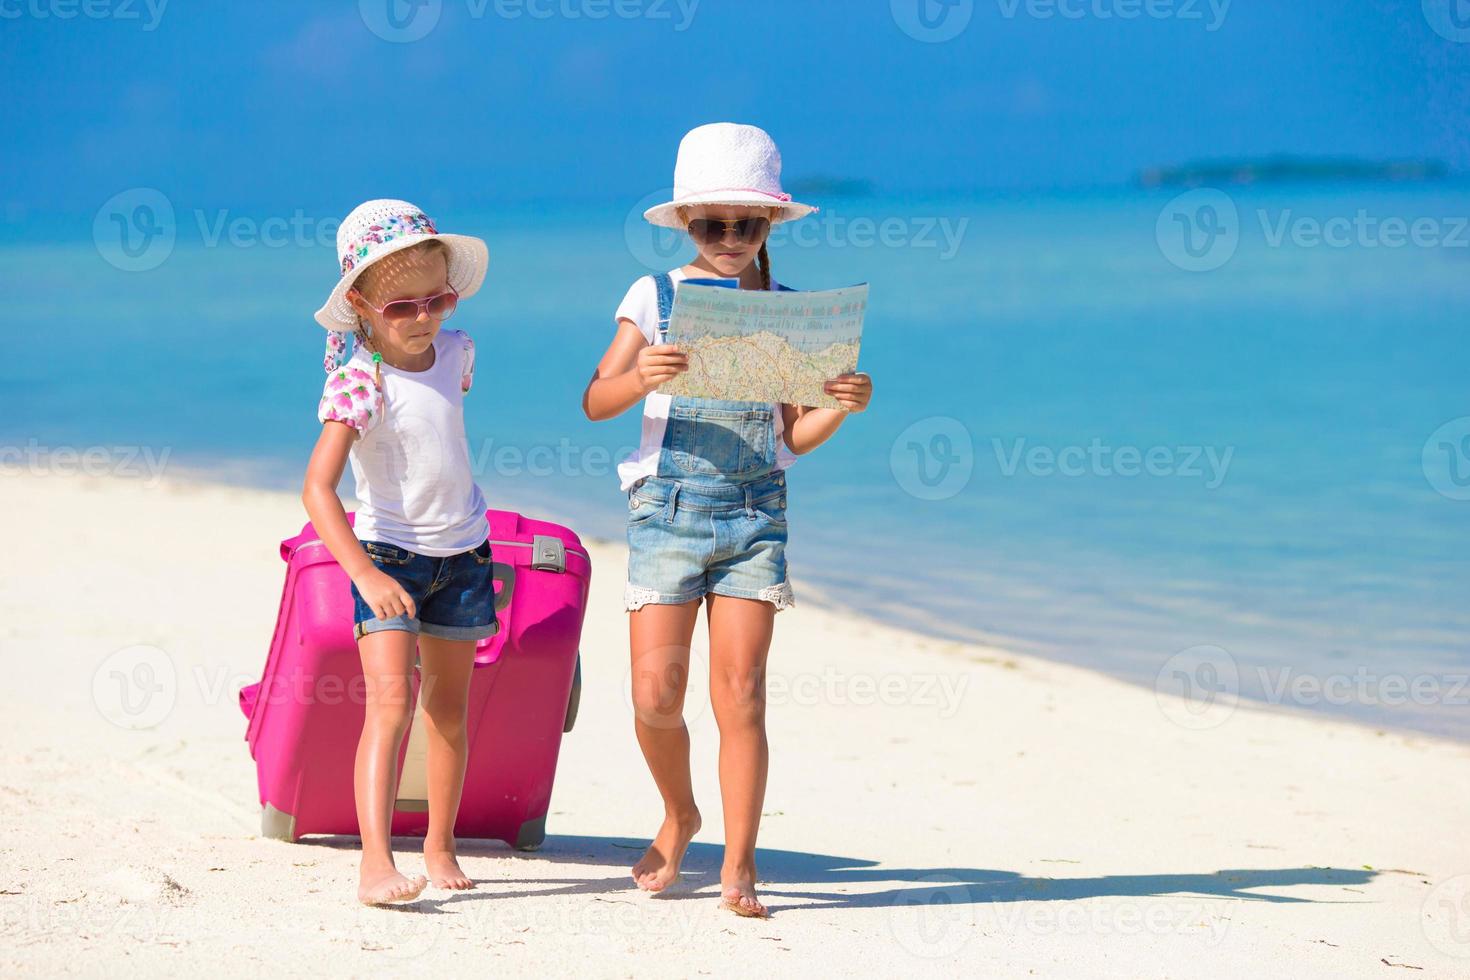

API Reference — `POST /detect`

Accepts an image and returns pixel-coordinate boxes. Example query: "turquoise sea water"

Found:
[5,185,1468,738]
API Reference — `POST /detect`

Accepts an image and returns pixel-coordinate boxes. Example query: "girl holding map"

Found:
[582,123,873,918]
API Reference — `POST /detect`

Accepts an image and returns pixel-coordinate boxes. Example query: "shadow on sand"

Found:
[304,833,1379,915]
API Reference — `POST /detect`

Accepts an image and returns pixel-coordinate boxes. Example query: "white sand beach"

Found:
[1,470,1468,978]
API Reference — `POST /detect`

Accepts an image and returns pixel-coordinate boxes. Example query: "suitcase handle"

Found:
[474,534,574,666]
[491,561,515,614]
[475,561,517,665]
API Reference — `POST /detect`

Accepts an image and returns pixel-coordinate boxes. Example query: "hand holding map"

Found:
[660,282,868,410]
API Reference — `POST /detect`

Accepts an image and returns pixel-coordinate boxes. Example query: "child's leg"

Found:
[706,593,776,918]
[628,598,704,891]
[416,635,477,890]
[354,629,427,906]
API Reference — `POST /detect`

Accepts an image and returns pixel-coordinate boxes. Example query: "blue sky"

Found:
[3,0,1468,222]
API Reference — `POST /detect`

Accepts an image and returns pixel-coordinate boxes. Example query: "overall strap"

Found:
[653,272,674,344]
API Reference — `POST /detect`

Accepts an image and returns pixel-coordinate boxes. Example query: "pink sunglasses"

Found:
[353,286,459,326]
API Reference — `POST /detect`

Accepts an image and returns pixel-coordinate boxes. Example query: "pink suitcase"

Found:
[239,510,590,850]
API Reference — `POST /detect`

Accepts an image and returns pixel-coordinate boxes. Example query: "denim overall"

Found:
[623,273,792,610]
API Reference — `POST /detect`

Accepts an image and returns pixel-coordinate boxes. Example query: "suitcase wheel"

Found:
[514,815,546,851]
[563,653,582,734]
[261,803,298,842]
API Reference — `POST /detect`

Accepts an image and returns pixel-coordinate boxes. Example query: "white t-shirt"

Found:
[317,329,488,556]
[613,269,798,491]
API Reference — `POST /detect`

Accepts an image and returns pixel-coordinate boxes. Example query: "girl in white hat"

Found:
[302,200,493,906]
[583,123,874,918]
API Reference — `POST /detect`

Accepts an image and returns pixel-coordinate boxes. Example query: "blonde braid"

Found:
[355,322,383,389]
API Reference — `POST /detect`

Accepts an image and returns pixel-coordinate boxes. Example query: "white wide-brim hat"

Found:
[315,199,489,331]
[642,123,818,230]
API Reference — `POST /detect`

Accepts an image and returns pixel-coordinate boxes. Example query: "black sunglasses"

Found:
[686,216,772,245]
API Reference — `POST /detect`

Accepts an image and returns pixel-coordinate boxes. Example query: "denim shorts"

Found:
[624,473,794,611]
[351,539,499,642]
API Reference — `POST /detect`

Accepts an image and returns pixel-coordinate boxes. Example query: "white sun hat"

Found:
[642,123,818,229]
[314,199,489,331]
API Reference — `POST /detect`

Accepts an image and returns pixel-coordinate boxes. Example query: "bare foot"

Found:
[358,865,428,906]
[424,846,475,891]
[631,810,702,892]
[720,868,768,918]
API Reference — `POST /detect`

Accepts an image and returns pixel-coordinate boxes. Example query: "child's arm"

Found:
[780,373,874,455]
[301,422,417,622]
[582,319,689,421]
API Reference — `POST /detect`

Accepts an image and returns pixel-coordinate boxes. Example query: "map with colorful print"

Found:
[661,282,868,409]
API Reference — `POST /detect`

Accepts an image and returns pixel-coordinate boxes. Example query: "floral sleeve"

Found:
[460,331,475,394]
[318,365,383,436]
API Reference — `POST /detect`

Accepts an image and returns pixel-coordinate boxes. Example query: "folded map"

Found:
[661,281,868,409]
